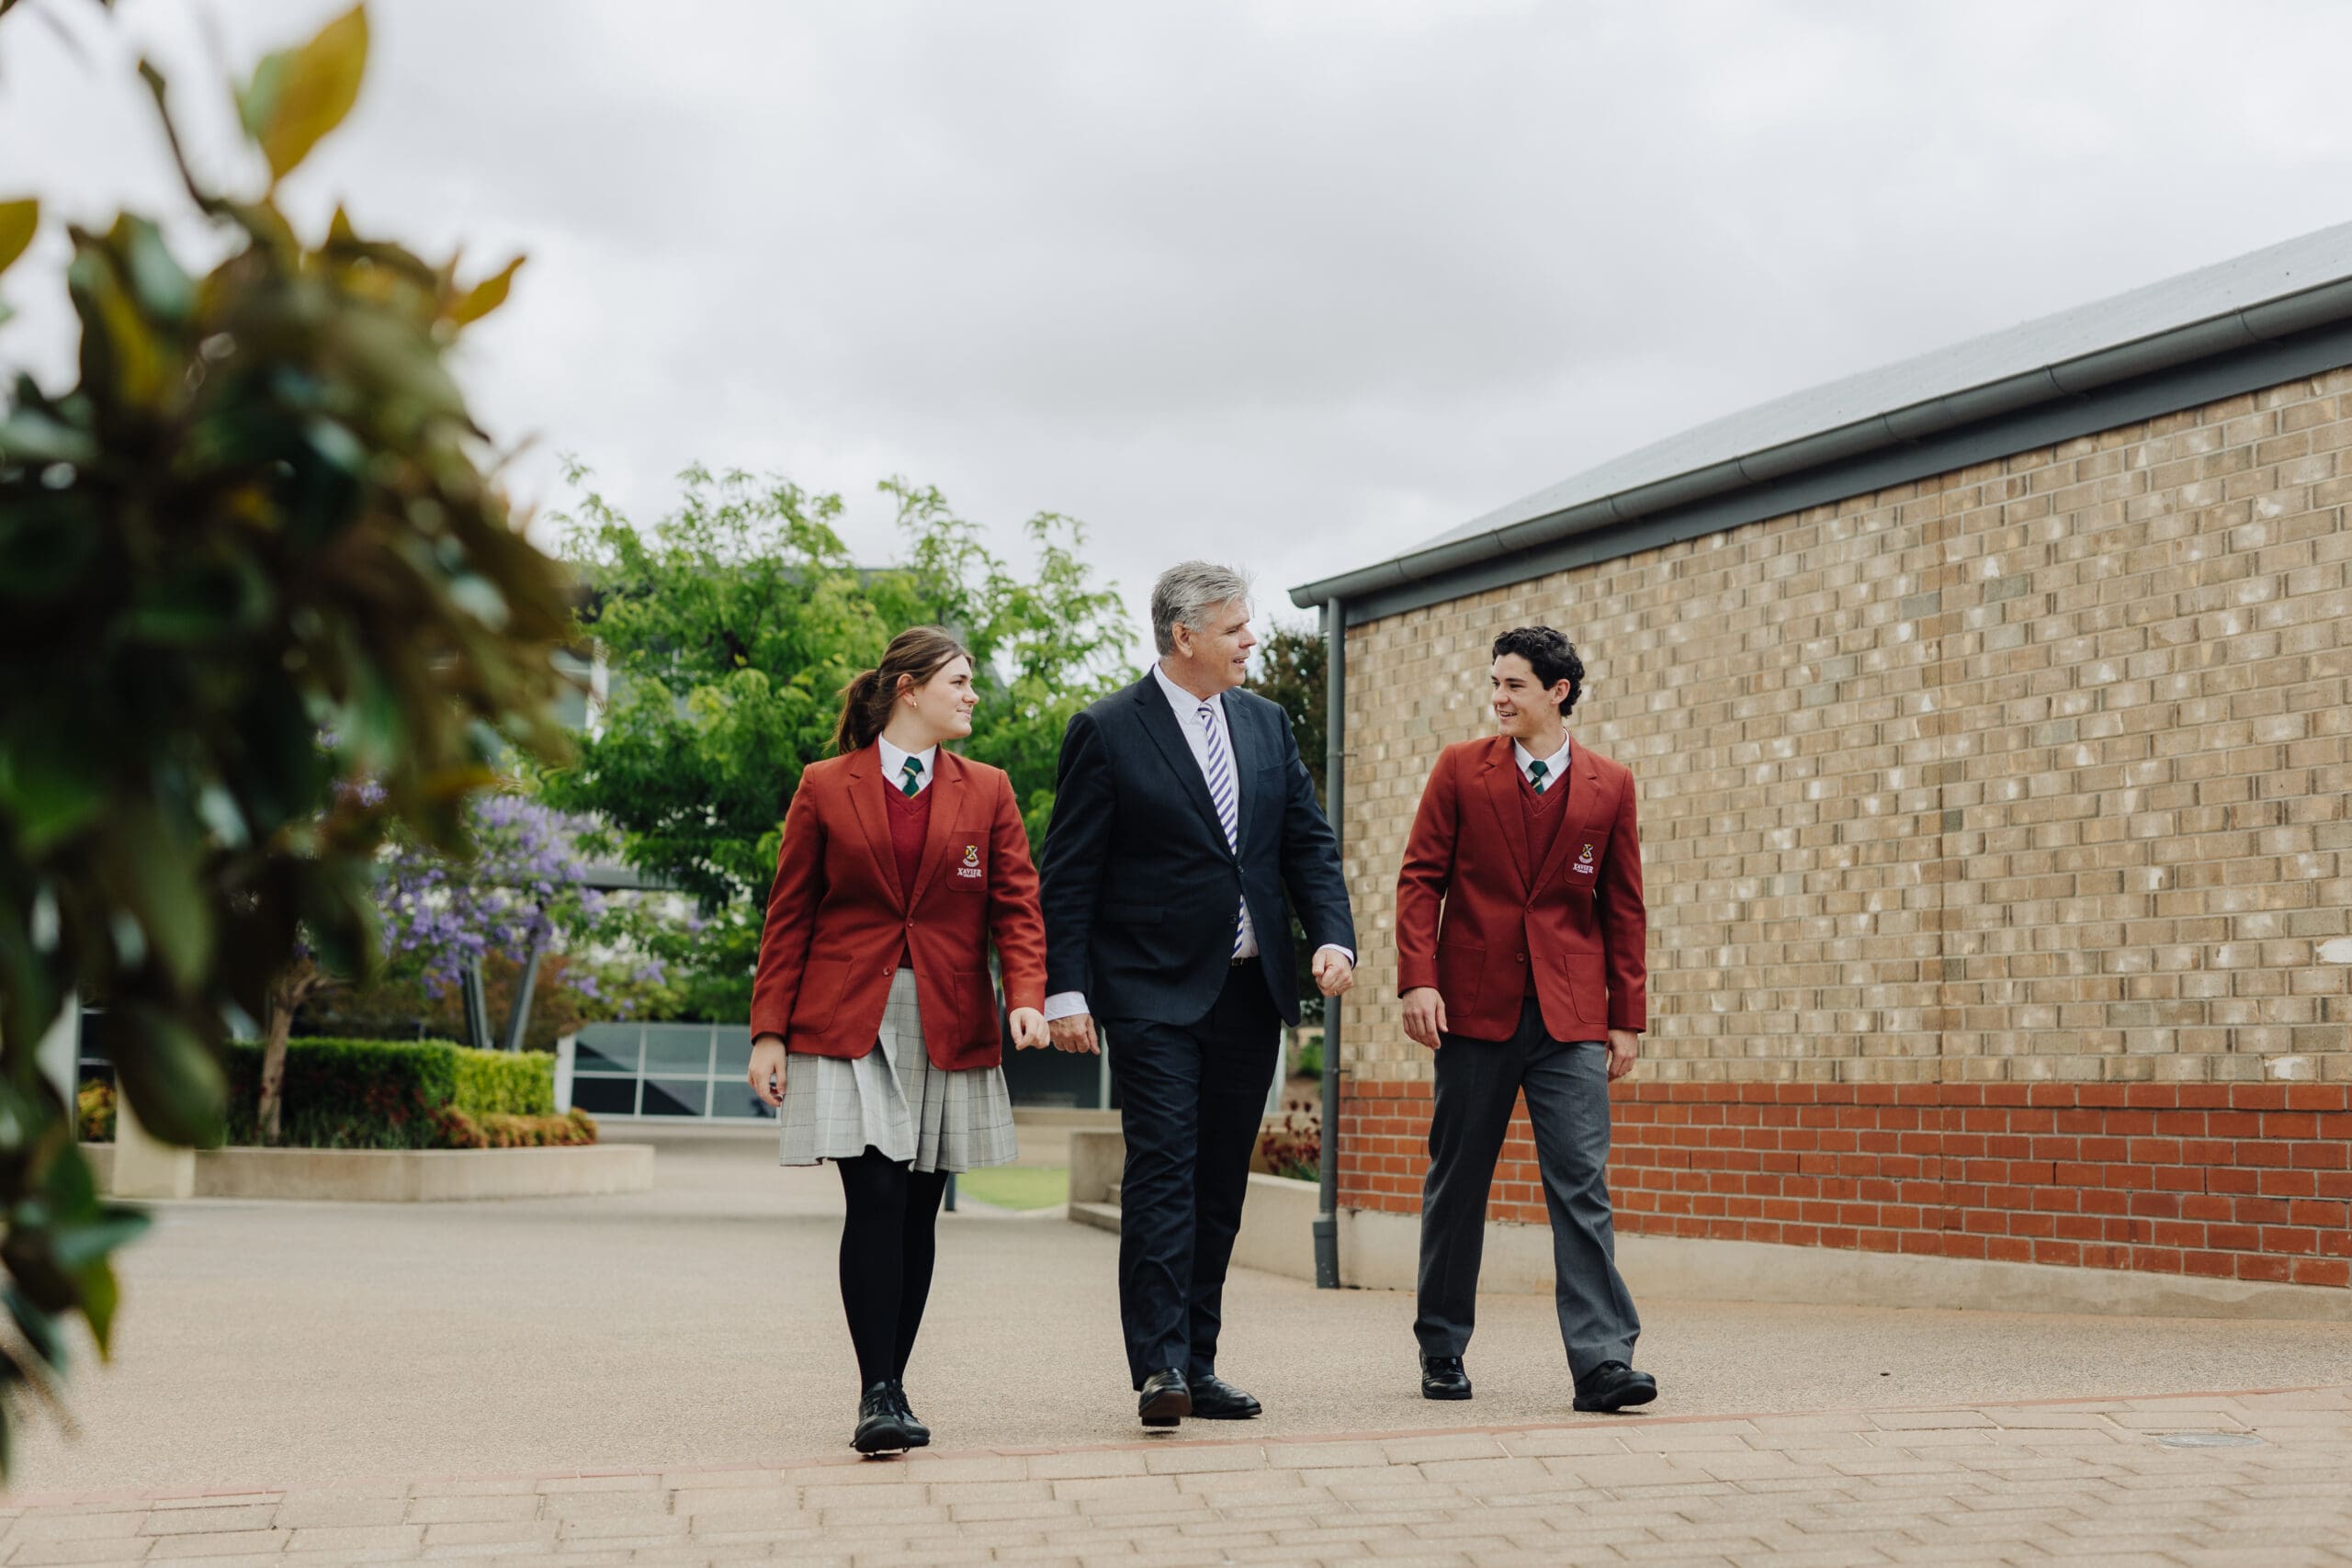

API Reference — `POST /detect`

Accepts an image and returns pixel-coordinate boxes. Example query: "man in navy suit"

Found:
[1040,561,1356,1427]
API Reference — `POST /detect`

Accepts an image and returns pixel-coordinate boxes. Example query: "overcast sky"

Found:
[7,0,2352,637]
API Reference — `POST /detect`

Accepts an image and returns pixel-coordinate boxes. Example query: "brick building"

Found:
[1290,225,2352,1314]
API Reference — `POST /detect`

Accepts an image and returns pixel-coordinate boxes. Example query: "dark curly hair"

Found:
[1491,626,1584,716]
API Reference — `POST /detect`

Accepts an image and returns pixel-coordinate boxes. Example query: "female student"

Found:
[748,626,1050,1455]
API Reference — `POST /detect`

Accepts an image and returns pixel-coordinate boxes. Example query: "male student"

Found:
[1396,625,1657,1413]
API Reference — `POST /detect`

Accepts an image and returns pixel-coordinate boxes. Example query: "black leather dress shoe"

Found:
[1419,1354,1473,1401]
[890,1382,931,1448]
[1187,1373,1261,1419]
[854,1381,918,1455]
[1572,1361,1658,1413]
[1137,1367,1192,1427]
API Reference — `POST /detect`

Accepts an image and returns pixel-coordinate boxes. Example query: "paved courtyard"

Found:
[15,1126,2350,1564]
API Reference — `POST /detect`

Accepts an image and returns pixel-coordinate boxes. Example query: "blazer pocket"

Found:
[1566,954,1609,1024]
[945,830,989,891]
[790,958,849,1033]
[1101,902,1160,925]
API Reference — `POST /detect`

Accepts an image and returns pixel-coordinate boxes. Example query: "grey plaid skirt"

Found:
[777,966,1017,1172]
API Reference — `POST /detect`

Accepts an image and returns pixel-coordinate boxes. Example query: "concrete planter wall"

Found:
[1067,1127,1322,1283]
[79,1141,652,1202]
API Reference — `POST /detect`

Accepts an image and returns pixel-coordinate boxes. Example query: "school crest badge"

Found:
[956,842,984,879]
[1572,841,1597,875]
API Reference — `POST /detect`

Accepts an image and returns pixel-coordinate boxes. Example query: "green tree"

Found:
[1247,620,1331,1023]
[1248,620,1328,807]
[0,4,574,1464]
[542,467,1134,1019]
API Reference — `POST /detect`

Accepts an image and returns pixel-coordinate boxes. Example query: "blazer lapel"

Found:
[1479,738,1533,896]
[1130,675,1230,852]
[843,747,905,911]
[906,750,967,906]
[1531,739,1609,890]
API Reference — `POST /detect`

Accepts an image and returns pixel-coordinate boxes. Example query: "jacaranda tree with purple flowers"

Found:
[257,794,637,1136]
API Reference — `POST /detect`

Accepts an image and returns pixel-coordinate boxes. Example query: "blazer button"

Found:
[1515,953,1526,964]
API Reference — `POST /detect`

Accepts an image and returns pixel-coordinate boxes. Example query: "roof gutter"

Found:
[1289,274,2352,612]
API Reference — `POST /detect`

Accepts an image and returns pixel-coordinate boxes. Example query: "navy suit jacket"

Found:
[1039,672,1354,1028]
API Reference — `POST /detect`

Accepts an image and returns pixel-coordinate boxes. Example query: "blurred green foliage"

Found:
[0,4,573,1468]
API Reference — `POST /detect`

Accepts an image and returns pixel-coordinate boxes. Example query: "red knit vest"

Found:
[884,774,932,964]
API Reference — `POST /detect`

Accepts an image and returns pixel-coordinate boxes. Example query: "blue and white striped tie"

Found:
[1198,704,1247,958]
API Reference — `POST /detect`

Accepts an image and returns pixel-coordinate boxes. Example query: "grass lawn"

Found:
[956,1165,1069,1211]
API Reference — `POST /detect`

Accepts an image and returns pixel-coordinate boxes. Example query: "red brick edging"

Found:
[1341,1079,2352,1288]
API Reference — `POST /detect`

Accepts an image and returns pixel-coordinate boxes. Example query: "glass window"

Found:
[713,1029,755,1077]
[644,1024,714,1076]
[711,1085,776,1120]
[575,1028,642,1074]
[571,1077,639,1115]
[641,1077,709,1117]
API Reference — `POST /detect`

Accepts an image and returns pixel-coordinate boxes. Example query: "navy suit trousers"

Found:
[1106,961,1282,1388]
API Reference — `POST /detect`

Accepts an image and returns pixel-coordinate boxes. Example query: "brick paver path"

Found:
[7,1384,2346,1566]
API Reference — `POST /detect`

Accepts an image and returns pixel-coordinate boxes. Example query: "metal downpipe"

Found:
[1314,597,1345,1289]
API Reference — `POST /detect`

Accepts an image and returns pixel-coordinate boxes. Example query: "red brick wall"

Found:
[1340,1077,2352,1289]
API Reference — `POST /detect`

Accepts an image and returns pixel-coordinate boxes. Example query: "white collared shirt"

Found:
[876,735,937,796]
[1513,734,1571,793]
[1043,664,1351,1021]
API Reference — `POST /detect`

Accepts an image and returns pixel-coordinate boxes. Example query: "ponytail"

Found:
[831,626,973,755]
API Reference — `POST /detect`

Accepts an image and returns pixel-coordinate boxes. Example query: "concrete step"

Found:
[1069,1201,1121,1235]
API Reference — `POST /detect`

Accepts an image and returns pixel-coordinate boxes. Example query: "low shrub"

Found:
[223,1038,563,1149]
[452,1048,557,1116]
[449,1108,600,1148]
[77,1079,116,1142]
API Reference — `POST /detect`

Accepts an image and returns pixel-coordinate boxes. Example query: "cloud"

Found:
[6,0,2352,633]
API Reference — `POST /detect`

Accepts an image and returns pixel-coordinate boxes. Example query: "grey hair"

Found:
[1150,560,1252,657]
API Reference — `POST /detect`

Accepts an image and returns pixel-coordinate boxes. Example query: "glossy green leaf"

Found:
[108,806,213,992]
[0,198,35,276]
[109,1007,226,1148]
[450,255,523,327]
[0,748,107,853]
[118,216,194,324]
[253,6,368,182]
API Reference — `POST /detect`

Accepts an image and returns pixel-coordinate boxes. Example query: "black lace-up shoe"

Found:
[853,1381,917,1455]
[1420,1354,1472,1400]
[1572,1361,1658,1413]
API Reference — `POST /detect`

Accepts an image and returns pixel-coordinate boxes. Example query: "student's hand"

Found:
[1312,948,1355,998]
[1401,987,1448,1050]
[748,1035,786,1107]
[1049,1012,1100,1055]
[1009,1007,1049,1050]
[1607,1029,1640,1081]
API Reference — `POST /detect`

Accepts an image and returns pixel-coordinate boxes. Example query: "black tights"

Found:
[835,1148,951,1388]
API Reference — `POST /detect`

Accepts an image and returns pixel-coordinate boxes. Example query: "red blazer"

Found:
[750,746,1047,1071]
[1396,735,1647,1043]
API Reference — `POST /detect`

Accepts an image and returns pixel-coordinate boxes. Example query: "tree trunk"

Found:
[258,983,295,1145]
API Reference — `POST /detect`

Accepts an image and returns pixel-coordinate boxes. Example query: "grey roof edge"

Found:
[1289,253,2352,612]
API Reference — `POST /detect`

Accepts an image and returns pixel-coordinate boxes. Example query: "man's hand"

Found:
[748,1034,786,1108]
[1606,1028,1640,1081]
[1049,1011,1100,1055]
[1401,987,1448,1050]
[1312,948,1354,998]
[1008,1007,1048,1050]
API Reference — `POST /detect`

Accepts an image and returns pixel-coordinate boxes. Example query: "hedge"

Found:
[216,1037,572,1150]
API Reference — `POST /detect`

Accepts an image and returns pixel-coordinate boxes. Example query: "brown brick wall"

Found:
[1339,370,2352,1091]
[1340,1077,2352,1289]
